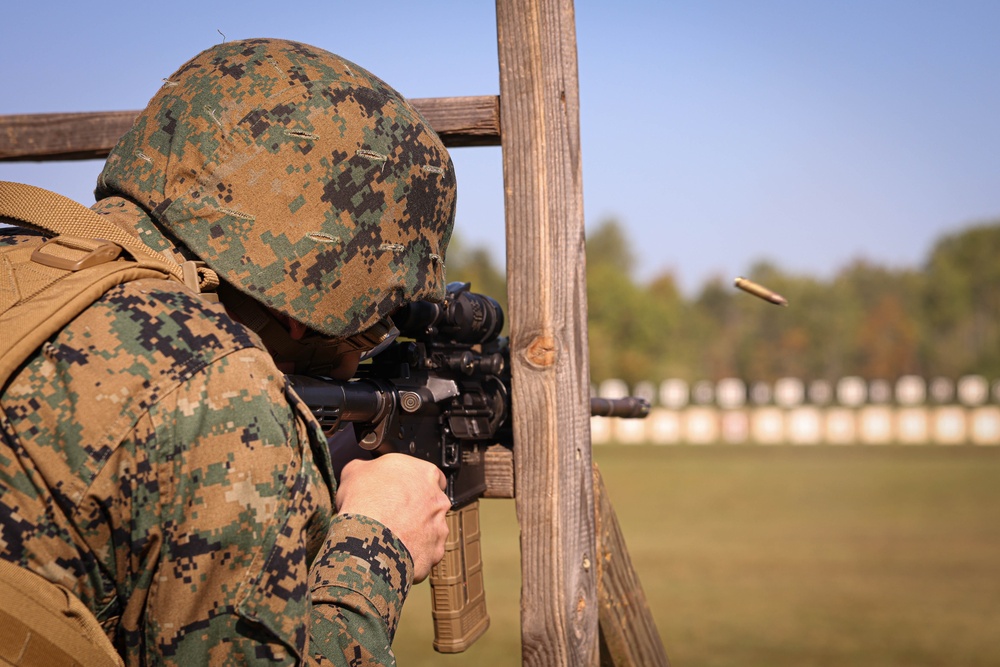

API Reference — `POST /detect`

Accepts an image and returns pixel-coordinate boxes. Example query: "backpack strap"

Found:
[0,182,220,388]
[0,182,193,282]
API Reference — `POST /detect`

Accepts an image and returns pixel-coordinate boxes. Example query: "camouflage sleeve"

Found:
[308,514,414,665]
[137,348,412,666]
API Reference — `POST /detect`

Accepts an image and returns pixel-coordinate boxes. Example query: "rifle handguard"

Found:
[430,501,490,653]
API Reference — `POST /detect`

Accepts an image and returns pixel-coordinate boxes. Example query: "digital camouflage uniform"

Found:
[0,37,455,666]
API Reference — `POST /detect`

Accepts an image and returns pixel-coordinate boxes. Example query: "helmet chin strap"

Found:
[218,283,355,376]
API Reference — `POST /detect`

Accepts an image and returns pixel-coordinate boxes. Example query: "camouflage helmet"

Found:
[97,38,455,338]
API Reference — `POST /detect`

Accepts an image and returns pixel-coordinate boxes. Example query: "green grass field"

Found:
[392,445,1000,666]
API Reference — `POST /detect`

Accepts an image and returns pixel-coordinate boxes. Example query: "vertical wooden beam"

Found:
[496,1,597,665]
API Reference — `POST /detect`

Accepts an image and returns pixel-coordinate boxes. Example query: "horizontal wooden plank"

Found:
[0,110,137,162]
[412,95,501,147]
[0,95,500,162]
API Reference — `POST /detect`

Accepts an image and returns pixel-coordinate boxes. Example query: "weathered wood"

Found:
[497,0,598,665]
[593,465,671,667]
[483,445,515,498]
[412,95,501,147]
[0,96,500,162]
[0,110,138,161]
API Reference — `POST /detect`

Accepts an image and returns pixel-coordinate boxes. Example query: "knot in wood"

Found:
[524,333,557,368]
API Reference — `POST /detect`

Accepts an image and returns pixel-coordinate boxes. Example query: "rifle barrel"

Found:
[589,396,650,418]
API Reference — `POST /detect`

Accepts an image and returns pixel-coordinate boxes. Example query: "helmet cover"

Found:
[97,38,456,338]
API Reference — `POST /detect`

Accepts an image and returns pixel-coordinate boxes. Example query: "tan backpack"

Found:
[0,181,218,388]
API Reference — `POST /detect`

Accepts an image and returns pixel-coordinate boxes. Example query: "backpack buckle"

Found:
[30,236,123,271]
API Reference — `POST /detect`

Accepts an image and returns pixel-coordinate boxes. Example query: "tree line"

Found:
[446,218,1000,388]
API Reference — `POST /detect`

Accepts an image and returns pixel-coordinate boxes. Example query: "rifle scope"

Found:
[393,282,504,345]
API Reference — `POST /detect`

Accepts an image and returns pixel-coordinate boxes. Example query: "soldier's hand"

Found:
[336,454,451,582]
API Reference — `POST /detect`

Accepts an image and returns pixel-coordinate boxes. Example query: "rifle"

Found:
[288,282,649,653]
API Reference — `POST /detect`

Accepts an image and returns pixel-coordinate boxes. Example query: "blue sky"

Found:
[3,1,999,294]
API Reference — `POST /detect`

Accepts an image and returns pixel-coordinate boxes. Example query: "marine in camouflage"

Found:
[1,36,458,666]
[1,228,414,665]
[97,38,456,339]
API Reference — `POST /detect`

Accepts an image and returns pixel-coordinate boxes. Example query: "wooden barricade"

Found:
[0,2,669,663]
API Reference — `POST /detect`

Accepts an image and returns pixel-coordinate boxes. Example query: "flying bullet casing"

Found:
[734,277,789,306]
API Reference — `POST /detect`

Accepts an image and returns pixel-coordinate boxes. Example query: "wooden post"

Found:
[594,466,671,667]
[496,1,598,665]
